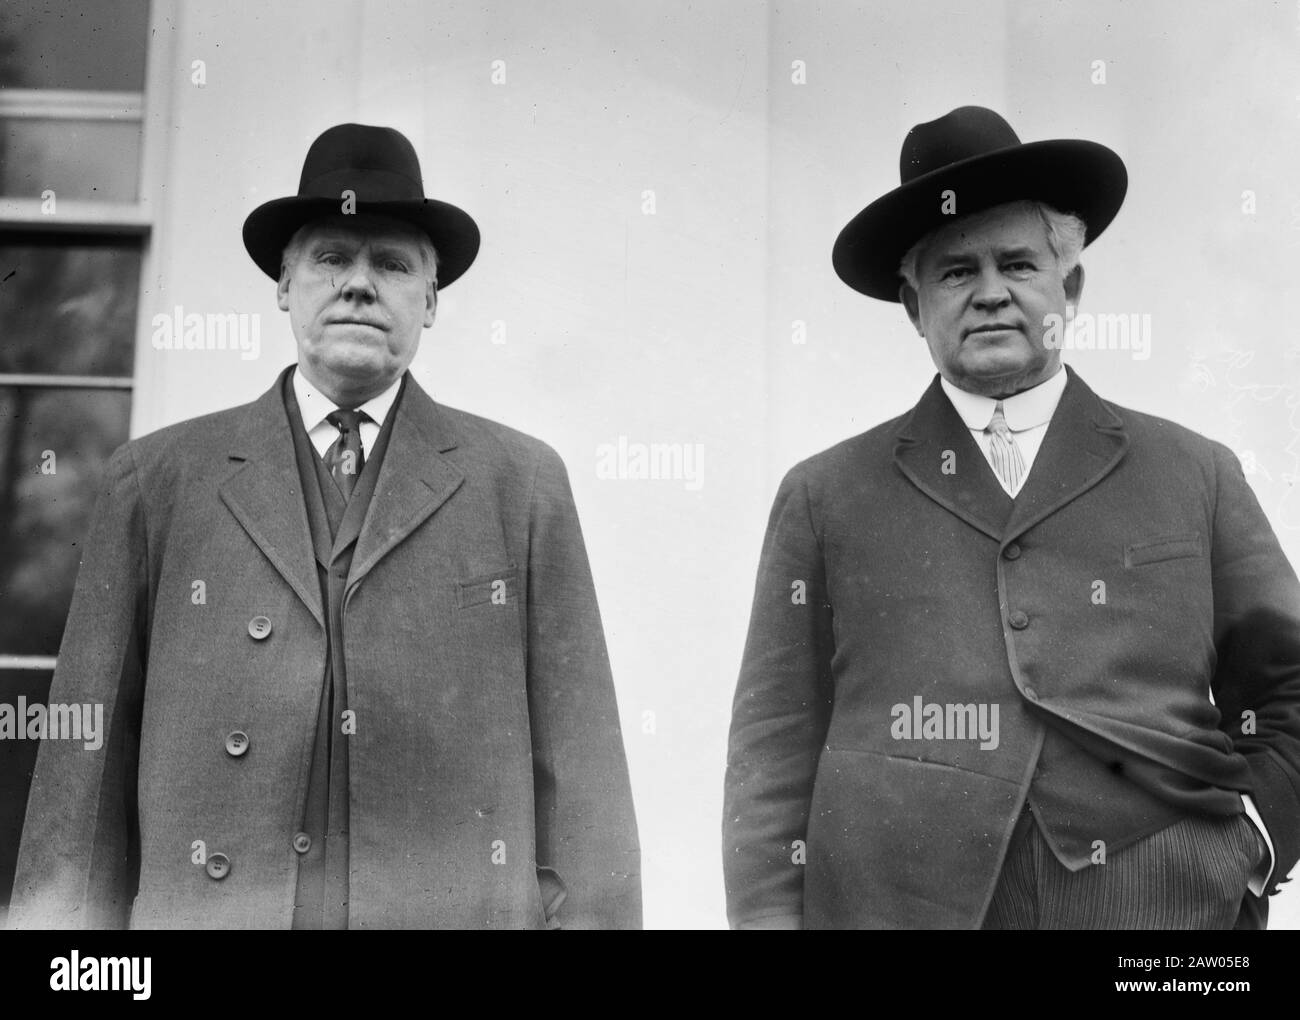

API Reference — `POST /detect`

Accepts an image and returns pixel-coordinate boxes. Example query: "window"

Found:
[0,0,157,914]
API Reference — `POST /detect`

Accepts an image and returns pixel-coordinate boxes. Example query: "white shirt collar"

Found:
[291,364,401,434]
[940,364,1068,432]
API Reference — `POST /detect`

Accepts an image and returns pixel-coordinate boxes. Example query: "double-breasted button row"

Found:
[225,730,249,757]
[248,616,272,640]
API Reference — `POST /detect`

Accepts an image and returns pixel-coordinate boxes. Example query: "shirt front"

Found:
[939,364,1068,498]
[291,365,401,459]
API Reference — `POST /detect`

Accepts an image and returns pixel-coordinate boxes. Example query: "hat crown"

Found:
[297,123,425,202]
[834,106,1127,300]
[242,122,481,286]
[900,106,1022,184]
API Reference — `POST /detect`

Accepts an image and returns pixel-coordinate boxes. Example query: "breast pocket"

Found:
[1124,532,1203,568]
[457,566,520,608]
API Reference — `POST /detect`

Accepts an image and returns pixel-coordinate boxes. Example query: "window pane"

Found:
[0,235,141,375]
[0,1,149,91]
[0,0,148,919]
[0,667,53,916]
[0,384,129,912]
[0,116,141,201]
[0,386,132,657]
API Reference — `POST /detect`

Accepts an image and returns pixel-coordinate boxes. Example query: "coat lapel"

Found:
[1002,365,1129,541]
[893,374,1013,541]
[345,371,465,598]
[218,365,325,628]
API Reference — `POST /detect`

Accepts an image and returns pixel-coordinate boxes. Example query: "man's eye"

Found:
[317,253,344,267]
[941,267,972,282]
[1004,261,1035,273]
[383,260,410,272]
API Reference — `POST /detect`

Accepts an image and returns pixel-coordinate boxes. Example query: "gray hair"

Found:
[897,199,1086,291]
[280,219,440,284]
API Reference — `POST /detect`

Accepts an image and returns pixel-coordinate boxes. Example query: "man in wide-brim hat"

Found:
[10,123,641,930]
[724,106,1300,929]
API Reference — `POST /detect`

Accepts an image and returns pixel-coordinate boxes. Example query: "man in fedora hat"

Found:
[8,123,641,929]
[723,106,1300,929]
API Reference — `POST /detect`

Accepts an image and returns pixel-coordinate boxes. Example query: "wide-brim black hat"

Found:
[242,123,480,287]
[832,106,1127,301]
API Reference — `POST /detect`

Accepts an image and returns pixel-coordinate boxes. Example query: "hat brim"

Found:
[242,196,481,287]
[832,139,1127,301]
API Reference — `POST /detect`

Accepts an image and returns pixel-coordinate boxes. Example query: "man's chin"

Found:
[964,357,1034,380]
[317,327,388,354]
[302,352,400,396]
[950,357,1051,396]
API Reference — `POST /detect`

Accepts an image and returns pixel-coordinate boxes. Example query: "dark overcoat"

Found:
[9,366,641,929]
[724,366,1300,928]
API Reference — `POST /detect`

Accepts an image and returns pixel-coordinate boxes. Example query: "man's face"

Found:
[277,213,436,405]
[900,202,1082,398]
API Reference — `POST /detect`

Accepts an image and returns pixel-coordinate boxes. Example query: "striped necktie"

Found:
[984,401,1025,496]
[324,409,369,499]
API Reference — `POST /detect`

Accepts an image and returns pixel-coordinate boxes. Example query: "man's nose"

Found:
[971,265,1011,309]
[339,260,377,301]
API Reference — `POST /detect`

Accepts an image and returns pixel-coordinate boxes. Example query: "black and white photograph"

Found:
[0,0,1296,969]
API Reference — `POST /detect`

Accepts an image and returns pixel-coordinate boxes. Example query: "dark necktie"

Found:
[324,409,369,499]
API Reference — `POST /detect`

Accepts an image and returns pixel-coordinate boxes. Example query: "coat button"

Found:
[292,832,312,854]
[248,616,272,640]
[1003,543,1021,560]
[206,853,231,880]
[224,731,249,757]
[1009,610,1029,629]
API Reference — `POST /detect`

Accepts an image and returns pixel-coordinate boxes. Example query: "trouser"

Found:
[982,807,1268,929]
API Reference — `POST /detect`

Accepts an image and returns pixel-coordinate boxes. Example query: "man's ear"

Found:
[276,267,292,312]
[424,279,438,328]
[1063,263,1085,322]
[900,282,924,336]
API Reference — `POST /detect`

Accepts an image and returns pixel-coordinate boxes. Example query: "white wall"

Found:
[134,0,1300,928]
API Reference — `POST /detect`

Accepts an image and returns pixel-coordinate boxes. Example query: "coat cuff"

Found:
[1244,750,1300,895]
[1240,793,1274,894]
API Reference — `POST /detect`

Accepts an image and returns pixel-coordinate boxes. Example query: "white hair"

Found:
[280,218,440,284]
[897,199,1086,292]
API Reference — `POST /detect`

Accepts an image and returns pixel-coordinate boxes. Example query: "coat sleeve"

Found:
[7,443,148,929]
[524,447,641,929]
[723,464,835,929]
[1207,440,1300,896]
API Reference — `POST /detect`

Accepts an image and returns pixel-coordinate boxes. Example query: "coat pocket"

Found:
[1124,532,1202,568]
[457,566,520,608]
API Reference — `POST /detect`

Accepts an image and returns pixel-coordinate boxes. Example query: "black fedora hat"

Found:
[242,123,480,287]
[832,106,1127,301]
